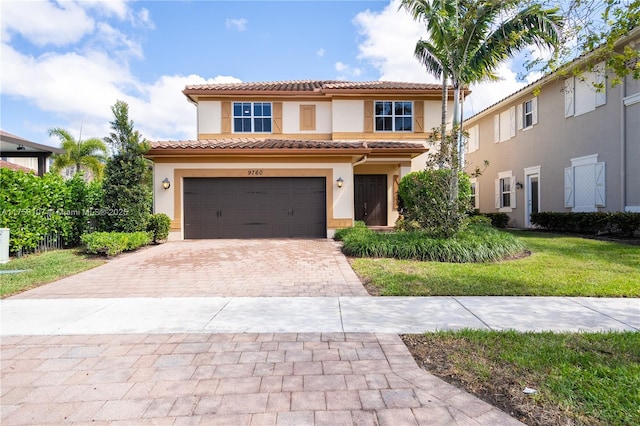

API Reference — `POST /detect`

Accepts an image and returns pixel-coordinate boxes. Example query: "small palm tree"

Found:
[49,128,108,180]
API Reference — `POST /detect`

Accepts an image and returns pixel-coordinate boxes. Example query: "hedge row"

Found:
[531,212,640,236]
[81,231,152,256]
[471,212,510,228]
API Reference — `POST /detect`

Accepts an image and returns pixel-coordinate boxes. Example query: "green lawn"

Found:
[350,231,640,296]
[0,249,105,298]
[402,330,640,426]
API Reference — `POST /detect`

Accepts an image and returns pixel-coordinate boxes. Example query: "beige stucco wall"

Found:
[153,160,355,240]
[465,75,627,227]
[332,100,364,133]
[424,100,454,132]
[624,75,640,211]
[197,101,221,135]
[282,101,332,134]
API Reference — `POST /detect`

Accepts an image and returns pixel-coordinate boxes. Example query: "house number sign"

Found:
[248,169,264,176]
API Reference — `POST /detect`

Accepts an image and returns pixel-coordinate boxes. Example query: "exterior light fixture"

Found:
[515,181,523,190]
[336,177,344,188]
[16,145,26,151]
[162,178,171,190]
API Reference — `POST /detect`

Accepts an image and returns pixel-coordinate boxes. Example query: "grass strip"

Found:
[402,330,640,426]
[350,231,640,296]
[0,249,105,298]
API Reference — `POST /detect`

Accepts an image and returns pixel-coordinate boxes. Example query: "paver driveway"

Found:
[11,240,368,298]
[2,239,524,425]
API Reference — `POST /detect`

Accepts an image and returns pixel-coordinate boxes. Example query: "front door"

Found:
[354,175,387,226]
[525,174,539,228]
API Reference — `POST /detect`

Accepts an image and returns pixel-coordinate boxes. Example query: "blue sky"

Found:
[1,0,538,147]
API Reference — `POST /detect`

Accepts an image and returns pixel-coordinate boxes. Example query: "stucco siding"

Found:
[282,101,332,134]
[197,101,221,134]
[332,100,364,133]
[466,76,626,227]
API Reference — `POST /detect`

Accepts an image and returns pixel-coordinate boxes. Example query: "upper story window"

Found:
[375,101,412,132]
[233,102,272,133]
[564,62,606,118]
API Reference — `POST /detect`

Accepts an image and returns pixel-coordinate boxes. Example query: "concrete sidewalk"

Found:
[2,296,638,336]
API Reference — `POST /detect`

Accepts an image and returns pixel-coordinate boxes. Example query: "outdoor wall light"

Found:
[515,181,523,190]
[162,178,171,190]
[16,145,26,151]
[336,177,344,188]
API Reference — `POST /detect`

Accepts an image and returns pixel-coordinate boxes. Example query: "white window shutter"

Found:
[475,181,480,209]
[532,97,538,125]
[517,103,523,130]
[510,176,517,208]
[564,78,575,117]
[494,114,500,143]
[595,62,606,107]
[509,106,516,137]
[595,162,606,206]
[564,167,574,208]
[495,179,501,208]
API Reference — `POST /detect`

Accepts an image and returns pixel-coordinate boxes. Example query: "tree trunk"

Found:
[439,71,448,170]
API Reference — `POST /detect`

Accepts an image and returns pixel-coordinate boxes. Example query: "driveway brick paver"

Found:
[10,240,367,298]
[0,333,522,425]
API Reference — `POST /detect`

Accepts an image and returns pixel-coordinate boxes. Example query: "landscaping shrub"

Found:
[334,221,367,241]
[531,212,640,236]
[336,221,524,263]
[81,231,151,256]
[475,212,510,228]
[147,213,171,243]
[397,169,471,238]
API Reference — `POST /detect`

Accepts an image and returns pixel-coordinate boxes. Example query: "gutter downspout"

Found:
[620,72,626,212]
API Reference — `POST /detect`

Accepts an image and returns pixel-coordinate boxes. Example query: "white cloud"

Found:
[316,48,325,58]
[226,18,248,32]
[334,61,363,80]
[0,0,95,46]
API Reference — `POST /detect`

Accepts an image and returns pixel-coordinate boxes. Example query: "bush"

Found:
[531,212,640,236]
[0,169,100,254]
[397,169,471,238]
[476,212,510,228]
[147,213,171,243]
[335,221,524,263]
[81,231,151,256]
[334,221,367,241]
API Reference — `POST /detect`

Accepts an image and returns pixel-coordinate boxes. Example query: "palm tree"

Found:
[401,0,563,168]
[49,128,108,180]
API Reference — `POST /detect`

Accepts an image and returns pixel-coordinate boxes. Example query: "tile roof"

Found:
[148,138,428,155]
[183,80,447,94]
[0,159,36,173]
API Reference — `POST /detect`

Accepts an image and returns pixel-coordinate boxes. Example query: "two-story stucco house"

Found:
[464,28,640,228]
[147,81,455,239]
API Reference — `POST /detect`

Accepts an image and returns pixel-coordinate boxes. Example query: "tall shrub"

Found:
[101,100,152,232]
[397,169,471,238]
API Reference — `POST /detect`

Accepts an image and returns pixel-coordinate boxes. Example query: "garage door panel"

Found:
[184,177,326,239]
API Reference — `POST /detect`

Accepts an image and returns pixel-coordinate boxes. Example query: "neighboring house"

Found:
[0,159,35,174]
[147,80,455,239]
[464,28,640,228]
[0,130,64,176]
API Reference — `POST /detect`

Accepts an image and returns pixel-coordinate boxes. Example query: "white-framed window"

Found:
[564,154,605,212]
[233,102,272,133]
[466,124,479,153]
[517,98,538,130]
[494,106,515,143]
[564,62,607,118]
[495,171,516,211]
[374,101,413,132]
[470,178,479,210]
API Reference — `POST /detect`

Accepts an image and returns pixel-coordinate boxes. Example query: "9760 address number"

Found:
[248,170,264,176]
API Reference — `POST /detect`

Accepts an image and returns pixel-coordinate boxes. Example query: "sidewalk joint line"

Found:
[452,297,494,331]
[565,297,639,331]
[338,297,345,332]
[202,297,233,331]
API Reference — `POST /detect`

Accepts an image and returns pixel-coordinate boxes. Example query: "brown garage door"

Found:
[183,177,326,239]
